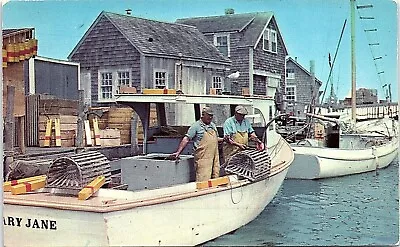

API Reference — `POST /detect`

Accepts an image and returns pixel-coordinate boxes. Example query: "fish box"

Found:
[119,153,195,191]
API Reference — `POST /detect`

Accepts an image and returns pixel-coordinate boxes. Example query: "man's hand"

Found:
[237,143,247,150]
[256,142,265,151]
[169,152,180,160]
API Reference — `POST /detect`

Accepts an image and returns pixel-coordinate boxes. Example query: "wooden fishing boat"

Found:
[4,93,294,246]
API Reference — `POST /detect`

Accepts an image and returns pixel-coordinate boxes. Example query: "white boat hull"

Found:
[4,137,293,246]
[287,136,398,179]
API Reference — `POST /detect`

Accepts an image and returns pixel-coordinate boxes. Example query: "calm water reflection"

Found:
[206,160,399,246]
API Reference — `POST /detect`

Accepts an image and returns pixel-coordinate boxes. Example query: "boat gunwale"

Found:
[4,157,292,213]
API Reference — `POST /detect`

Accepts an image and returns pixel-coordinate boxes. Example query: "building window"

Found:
[214,34,230,57]
[154,71,167,89]
[212,76,223,94]
[118,71,130,86]
[100,72,113,99]
[270,30,277,52]
[263,28,277,53]
[286,68,295,79]
[117,71,131,93]
[286,85,296,105]
[98,70,131,100]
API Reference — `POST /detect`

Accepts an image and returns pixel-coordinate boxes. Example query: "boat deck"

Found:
[4,176,247,213]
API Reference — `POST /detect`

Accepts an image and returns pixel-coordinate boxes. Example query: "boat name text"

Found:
[3,216,57,230]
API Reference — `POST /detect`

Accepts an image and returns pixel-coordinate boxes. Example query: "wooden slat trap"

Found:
[46,151,111,193]
[224,149,272,181]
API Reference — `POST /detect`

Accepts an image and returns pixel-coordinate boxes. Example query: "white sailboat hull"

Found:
[287,136,398,179]
[4,136,293,246]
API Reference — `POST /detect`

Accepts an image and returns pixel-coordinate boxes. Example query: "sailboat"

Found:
[287,0,398,179]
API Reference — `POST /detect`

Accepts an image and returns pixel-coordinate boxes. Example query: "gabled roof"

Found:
[69,11,230,64]
[286,57,323,86]
[177,12,287,53]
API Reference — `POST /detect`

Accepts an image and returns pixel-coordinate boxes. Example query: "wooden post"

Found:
[84,120,92,146]
[18,116,26,154]
[43,118,52,147]
[54,118,61,147]
[93,118,101,146]
[131,113,138,155]
[76,90,85,148]
[4,85,15,179]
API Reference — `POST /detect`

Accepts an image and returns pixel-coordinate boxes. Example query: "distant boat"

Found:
[4,93,294,246]
[287,0,398,180]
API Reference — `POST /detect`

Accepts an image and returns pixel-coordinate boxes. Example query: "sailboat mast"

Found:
[350,0,357,122]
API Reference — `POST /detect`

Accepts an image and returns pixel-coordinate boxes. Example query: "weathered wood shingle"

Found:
[69,11,230,65]
[177,12,281,49]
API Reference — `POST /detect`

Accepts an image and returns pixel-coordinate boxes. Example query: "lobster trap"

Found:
[46,151,111,192]
[224,149,271,181]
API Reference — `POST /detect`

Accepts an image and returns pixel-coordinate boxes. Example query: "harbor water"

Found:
[206,160,399,246]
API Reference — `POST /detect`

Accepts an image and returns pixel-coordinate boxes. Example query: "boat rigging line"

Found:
[319,19,347,107]
[356,1,391,102]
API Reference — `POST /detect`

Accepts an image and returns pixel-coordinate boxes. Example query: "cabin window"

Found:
[100,72,113,99]
[212,76,223,94]
[286,68,295,79]
[286,85,296,105]
[263,29,277,53]
[98,70,132,100]
[154,71,168,89]
[214,34,230,57]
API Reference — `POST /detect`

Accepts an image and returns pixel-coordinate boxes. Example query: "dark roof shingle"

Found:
[177,12,274,47]
[104,12,230,63]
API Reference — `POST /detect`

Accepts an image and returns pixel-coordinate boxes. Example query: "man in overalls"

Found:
[222,105,263,164]
[171,107,222,182]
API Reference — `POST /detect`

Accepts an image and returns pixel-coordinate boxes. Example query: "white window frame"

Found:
[263,28,277,53]
[99,72,113,100]
[98,69,131,101]
[214,34,230,57]
[286,85,296,105]
[154,70,168,89]
[212,76,223,94]
[286,68,295,79]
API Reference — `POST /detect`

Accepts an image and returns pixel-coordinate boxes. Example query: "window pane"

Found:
[118,71,130,86]
[271,31,277,52]
[216,36,227,46]
[263,30,269,50]
[286,68,295,79]
[100,72,113,99]
[217,46,228,56]
[216,36,228,56]
[212,76,223,94]
[155,71,167,89]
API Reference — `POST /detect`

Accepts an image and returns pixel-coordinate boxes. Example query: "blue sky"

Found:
[3,0,398,102]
